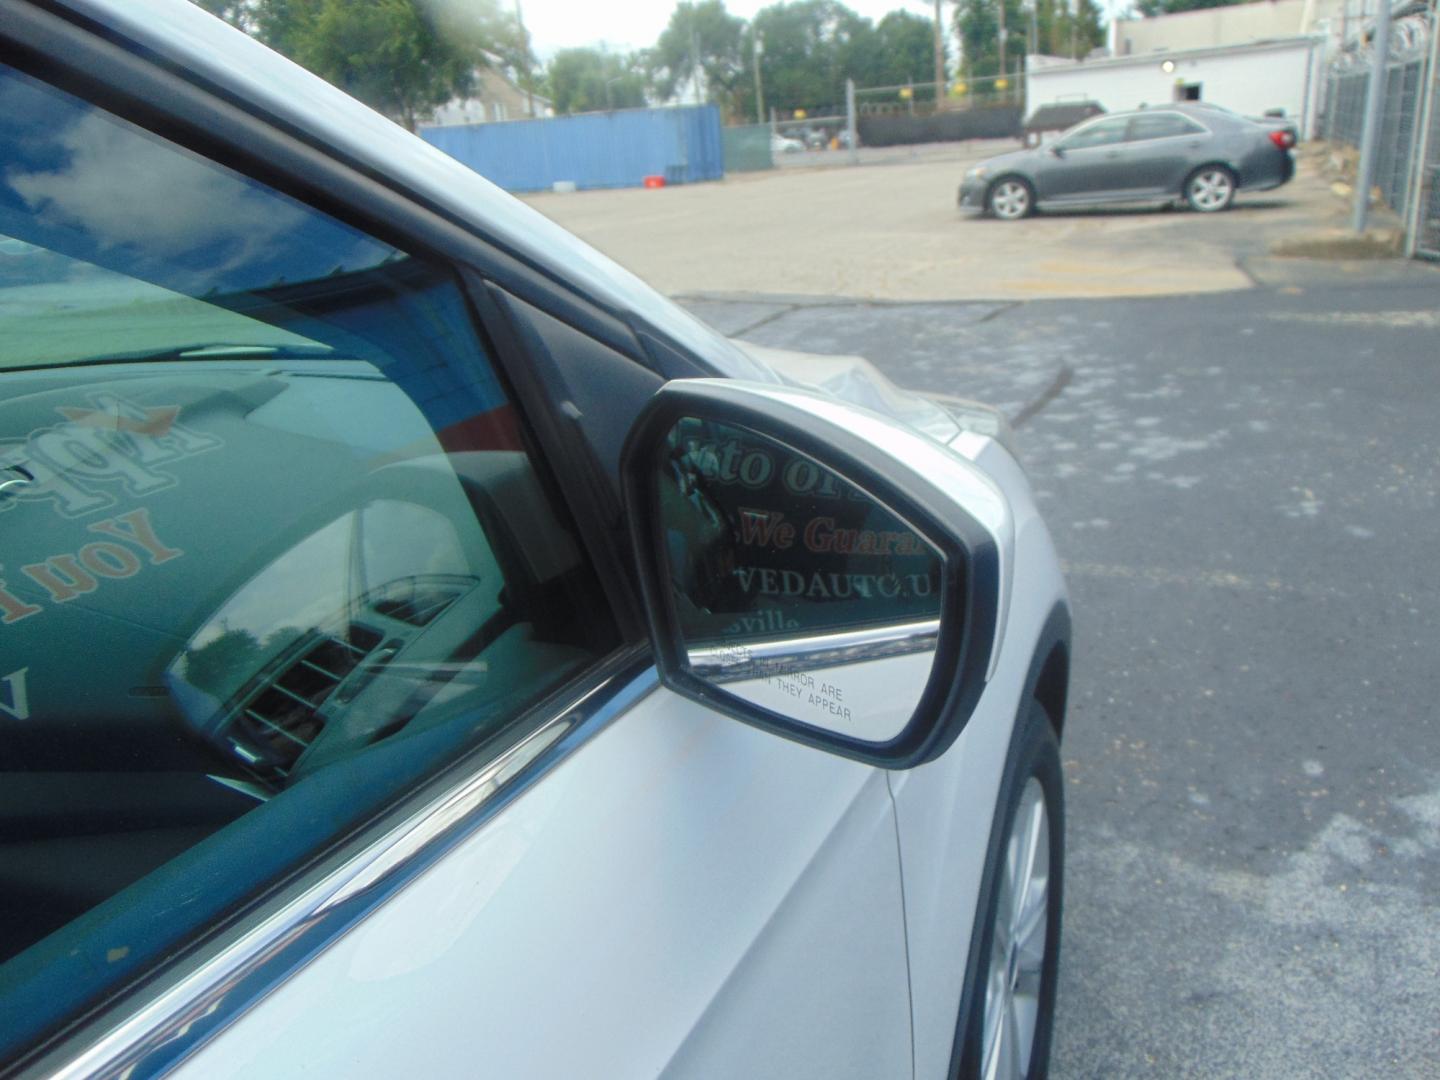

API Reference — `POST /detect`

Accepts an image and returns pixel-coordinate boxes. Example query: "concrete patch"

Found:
[1266,309,1440,329]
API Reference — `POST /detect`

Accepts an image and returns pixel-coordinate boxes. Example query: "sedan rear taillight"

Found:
[1269,129,1296,149]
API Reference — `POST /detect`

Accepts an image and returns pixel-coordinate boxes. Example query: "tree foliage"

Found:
[545,48,649,114]
[193,0,531,131]
[956,0,1104,79]
[872,11,943,86]
[728,1,874,118]
[649,2,746,108]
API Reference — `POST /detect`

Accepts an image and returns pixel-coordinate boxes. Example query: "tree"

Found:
[649,1,746,114]
[545,48,648,114]
[956,0,1104,79]
[872,11,944,87]
[191,0,531,132]
[733,0,872,118]
[956,0,1022,79]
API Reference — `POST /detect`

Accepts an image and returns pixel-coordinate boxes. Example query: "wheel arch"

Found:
[1020,601,1072,741]
[979,172,1036,201]
[985,173,1036,215]
[1182,159,1241,194]
[945,597,1071,1078]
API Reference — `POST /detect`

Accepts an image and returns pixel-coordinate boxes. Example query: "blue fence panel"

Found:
[421,105,724,193]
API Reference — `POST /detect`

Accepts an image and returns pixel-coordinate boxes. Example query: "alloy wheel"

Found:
[991,181,1031,220]
[1188,169,1234,212]
[981,777,1051,1080]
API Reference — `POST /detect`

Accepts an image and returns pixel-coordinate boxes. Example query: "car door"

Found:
[0,20,913,1079]
[1123,111,1211,194]
[1035,116,1137,201]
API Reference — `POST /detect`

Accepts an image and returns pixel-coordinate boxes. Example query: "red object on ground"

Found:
[642,175,666,188]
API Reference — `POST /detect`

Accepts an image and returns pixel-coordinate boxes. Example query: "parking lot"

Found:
[524,143,1377,302]
[533,151,1440,1077]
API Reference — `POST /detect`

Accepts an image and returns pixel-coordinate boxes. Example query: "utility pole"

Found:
[933,0,946,112]
[754,30,765,124]
[1353,0,1391,231]
[691,26,703,104]
[514,0,534,117]
[998,0,1008,101]
[846,77,859,165]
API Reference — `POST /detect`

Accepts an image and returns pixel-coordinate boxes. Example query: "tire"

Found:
[956,699,1065,1080]
[1184,165,1237,213]
[988,177,1035,221]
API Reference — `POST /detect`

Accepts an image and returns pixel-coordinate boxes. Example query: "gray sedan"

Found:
[958,105,1295,220]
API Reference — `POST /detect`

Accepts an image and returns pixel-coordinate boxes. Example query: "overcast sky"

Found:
[518,0,953,58]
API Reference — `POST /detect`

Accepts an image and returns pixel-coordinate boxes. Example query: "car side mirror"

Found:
[1048,144,1065,157]
[620,379,1007,769]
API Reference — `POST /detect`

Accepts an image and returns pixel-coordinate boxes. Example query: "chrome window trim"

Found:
[689,619,942,682]
[25,660,659,1080]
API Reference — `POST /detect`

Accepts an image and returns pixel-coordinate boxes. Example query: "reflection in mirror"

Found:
[655,416,946,743]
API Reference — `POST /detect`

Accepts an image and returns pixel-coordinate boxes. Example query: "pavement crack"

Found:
[1011,362,1074,428]
[728,304,801,337]
[974,300,1022,324]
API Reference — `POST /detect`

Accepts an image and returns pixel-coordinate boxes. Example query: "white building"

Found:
[423,68,553,128]
[1110,0,1345,54]
[1026,36,1329,139]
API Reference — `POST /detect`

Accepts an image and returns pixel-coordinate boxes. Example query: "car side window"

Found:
[1055,117,1130,151]
[1126,113,1206,141]
[0,61,618,1055]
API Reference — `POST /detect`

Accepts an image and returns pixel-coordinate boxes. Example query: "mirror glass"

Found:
[653,416,946,743]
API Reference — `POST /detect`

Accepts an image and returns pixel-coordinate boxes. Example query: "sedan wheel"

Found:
[989,179,1033,221]
[1186,166,1236,213]
[957,700,1064,1080]
[982,778,1051,1080]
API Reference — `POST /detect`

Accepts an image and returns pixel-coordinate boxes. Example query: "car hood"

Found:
[971,147,1045,174]
[731,340,1013,453]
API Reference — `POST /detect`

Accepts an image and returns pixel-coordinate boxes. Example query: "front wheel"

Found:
[957,700,1065,1080]
[1185,165,1236,212]
[988,178,1035,221]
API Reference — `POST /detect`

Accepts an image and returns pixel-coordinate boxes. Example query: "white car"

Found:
[0,3,1071,1079]
[771,132,806,154]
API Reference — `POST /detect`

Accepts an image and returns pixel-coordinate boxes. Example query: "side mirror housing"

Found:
[620,379,1009,769]
[1048,143,1065,157]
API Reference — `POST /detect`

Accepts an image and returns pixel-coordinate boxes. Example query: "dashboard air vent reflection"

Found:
[370,576,472,627]
[237,623,383,770]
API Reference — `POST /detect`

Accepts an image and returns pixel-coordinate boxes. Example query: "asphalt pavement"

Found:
[681,263,1440,1078]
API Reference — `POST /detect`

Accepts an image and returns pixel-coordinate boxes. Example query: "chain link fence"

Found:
[1321,58,1425,213]
[1320,8,1439,259]
[1411,38,1440,257]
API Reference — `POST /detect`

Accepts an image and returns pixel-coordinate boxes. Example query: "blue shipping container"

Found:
[422,105,725,193]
